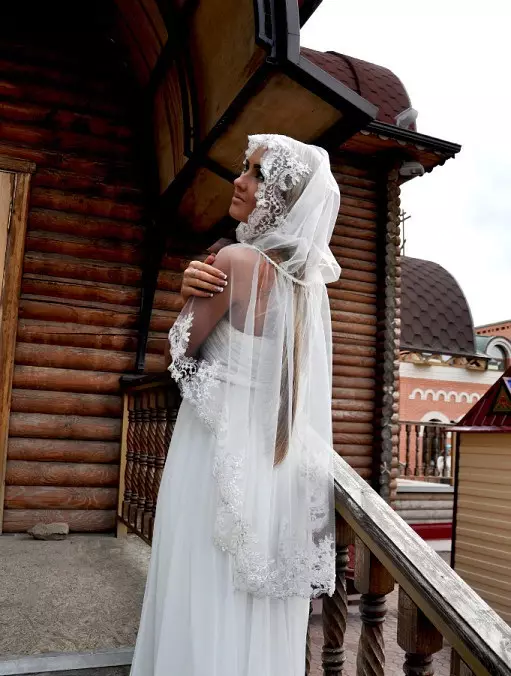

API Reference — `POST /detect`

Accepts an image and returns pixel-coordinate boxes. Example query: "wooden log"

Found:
[2,509,116,533]
[34,168,142,202]
[30,188,143,222]
[332,376,376,389]
[8,438,120,463]
[329,297,377,314]
[25,230,143,265]
[332,410,373,423]
[332,387,375,401]
[331,400,374,413]
[334,256,377,275]
[13,365,121,394]
[4,486,118,510]
[0,140,137,183]
[22,275,141,308]
[333,279,376,296]
[339,203,377,222]
[15,342,136,372]
[23,252,142,287]
[332,422,373,434]
[10,389,122,417]
[332,311,376,327]
[5,460,119,486]
[18,298,139,329]
[8,412,121,440]
[332,353,376,368]
[332,365,375,379]
[332,223,377,241]
[332,342,376,357]
[333,433,374,445]
[29,208,144,243]
[0,101,133,141]
[17,320,140,352]
[0,122,131,160]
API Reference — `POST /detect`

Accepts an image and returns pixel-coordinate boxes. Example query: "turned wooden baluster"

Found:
[322,518,353,675]
[405,423,411,476]
[397,588,443,675]
[129,394,143,526]
[414,424,421,477]
[143,390,158,538]
[122,394,136,521]
[152,388,171,526]
[135,391,150,531]
[355,540,395,676]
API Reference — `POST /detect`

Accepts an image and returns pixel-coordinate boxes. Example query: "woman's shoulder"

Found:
[214,243,263,270]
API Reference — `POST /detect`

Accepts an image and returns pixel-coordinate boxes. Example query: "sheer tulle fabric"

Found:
[131,135,340,676]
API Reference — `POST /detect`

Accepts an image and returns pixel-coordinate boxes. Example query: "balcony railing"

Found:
[117,376,511,675]
[398,420,457,483]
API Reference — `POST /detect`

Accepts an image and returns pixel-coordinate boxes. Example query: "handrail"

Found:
[333,452,511,675]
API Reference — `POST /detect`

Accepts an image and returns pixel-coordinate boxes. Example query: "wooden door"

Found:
[0,158,35,532]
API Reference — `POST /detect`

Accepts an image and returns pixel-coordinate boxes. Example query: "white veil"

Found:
[169,134,340,599]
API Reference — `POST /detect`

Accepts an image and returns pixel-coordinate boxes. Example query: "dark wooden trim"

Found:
[0,169,33,533]
[367,121,461,157]
[371,164,400,501]
[450,431,462,569]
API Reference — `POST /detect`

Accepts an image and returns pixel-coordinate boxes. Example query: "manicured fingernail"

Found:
[222,280,228,286]
[216,287,224,293]
[221,273,227,279]
[209,293,214,297]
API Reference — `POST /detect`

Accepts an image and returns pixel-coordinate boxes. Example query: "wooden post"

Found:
[144,390,158,538]
[136,391,150,531]
[116,393,129,538]
[322,517,353,675]
[354,539,395,676]
[450,651,475,676]
[397,587,443,675]
[0,159,35,533]
[129,394,142,526]
[123,394,135,522]
[305,601,313,676]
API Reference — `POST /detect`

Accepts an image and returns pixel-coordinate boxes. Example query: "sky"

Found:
[301,0,511,326]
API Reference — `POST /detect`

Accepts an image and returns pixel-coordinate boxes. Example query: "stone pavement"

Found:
[309,589,452,676]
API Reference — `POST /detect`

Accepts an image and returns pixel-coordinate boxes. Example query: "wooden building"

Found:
[0,0,460,534]
[452,368,511,623]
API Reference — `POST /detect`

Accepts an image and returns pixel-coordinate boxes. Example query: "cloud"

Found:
[301,0,511,325]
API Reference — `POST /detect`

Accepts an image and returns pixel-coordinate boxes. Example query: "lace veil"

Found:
[169,134,340,599]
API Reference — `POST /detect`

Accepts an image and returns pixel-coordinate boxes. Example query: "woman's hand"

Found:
[181,253,228,302]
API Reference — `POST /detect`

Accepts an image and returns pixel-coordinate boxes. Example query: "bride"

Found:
[131,134,341,676]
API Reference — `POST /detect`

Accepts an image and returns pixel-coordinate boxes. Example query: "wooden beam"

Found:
[0,162,33,533]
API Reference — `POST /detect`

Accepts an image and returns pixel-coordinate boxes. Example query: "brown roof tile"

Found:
[400,257,476,357]
[301,48,415,129]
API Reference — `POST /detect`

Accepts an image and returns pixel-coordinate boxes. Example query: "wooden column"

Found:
[0,158,36,532]
[373,165,401,501]
[322,518,353,675]
[355,540,395,676]
[116,393,130,537]
[397,588,443,675]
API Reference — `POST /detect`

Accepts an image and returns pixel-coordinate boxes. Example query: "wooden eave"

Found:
[341,121,461,179]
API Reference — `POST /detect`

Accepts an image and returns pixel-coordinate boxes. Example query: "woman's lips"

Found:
[232,194,244,203]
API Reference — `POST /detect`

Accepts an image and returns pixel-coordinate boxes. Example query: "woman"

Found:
[131,134,341,676]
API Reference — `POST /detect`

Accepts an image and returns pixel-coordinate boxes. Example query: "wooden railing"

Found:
[116,373,180,544]
[117,377,511,675]
[398,420,457,482]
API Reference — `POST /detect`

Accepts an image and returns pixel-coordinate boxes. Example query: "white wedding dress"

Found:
[130,318,310,676]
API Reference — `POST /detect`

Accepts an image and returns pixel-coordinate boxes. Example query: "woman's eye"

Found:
[256,170,264,180]
[242,160,248,174]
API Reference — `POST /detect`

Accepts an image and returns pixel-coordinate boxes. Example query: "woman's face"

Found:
[229,147,265,222]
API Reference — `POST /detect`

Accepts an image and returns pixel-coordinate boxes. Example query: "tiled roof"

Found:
[456,368,511,431]
[400,256,476,357]
[301,47,415,129]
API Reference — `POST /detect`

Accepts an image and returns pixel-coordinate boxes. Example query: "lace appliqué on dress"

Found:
[168,311,220,431]
[212,443,335,599]
[236,135,311,244]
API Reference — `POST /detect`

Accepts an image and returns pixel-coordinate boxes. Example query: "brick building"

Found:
[399,257,511,428]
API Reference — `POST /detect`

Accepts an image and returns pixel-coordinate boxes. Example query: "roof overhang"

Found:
[153,0,378,235]
[341,121,461,180]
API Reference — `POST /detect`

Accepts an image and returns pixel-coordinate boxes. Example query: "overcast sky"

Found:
[301,0,511,326]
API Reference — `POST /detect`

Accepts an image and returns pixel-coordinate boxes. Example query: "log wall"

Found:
[329,153,399,495]
[0,30,171,532]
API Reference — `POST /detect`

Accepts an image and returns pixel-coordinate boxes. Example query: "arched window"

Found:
[487,343,509,371]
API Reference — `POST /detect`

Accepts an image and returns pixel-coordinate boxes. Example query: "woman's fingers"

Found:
[185,262,228,291]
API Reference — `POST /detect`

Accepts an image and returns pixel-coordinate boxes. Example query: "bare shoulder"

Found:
[214,243,261,272]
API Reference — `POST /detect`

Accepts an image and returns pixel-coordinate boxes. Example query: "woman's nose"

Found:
[233,174,246,190]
